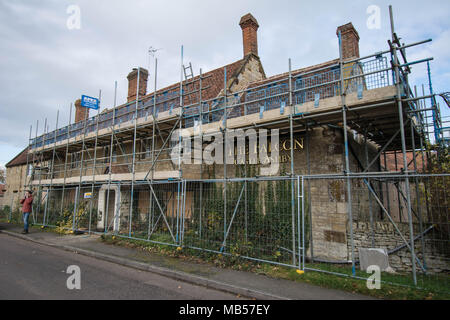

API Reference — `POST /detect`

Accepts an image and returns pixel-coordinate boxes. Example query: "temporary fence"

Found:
[26,177,306,271]
[19,173,449,293]
[302,173,449,293]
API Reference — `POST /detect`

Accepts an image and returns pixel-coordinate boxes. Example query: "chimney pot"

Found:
[74,98,89,123]
[127,67,148,103]
[336,22,360,60]
[239,13,259,57]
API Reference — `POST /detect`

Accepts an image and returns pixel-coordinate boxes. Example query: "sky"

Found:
[0,0,449,167]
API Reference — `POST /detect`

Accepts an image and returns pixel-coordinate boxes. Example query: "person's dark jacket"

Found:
[20,196,33,213]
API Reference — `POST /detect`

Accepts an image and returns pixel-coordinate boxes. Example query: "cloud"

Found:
[0,0,449,163]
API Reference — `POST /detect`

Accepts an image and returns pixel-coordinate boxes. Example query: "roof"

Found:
[247,58,340,89]
[118,56,256,111]
[5,147,29,168]
[29,54,267,148]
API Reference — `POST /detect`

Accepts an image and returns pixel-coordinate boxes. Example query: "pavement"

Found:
[0,222,373,300]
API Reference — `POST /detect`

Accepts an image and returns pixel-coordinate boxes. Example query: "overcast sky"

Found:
[1,0,449,167]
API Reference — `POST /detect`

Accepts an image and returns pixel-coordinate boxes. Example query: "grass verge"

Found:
[98,233,450,300]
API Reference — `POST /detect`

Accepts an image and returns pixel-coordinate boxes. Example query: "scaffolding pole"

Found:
[223,66,228,253]
[390,4,417,285]
[364,128,375,247]
[338,30,356,276]
[105,81,118,233]
[148,58,157,239]
[73,105,90,232]
[35,117,47,224]
[60,104,73,219]
[88,90,102,234]
[411,120,427,271]
[288,58,297,265]
[43,110,59,226]
[128,69,141,237]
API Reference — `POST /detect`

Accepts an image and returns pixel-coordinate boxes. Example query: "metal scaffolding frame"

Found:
[18,6,449,289]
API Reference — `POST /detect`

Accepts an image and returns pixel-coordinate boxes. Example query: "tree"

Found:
[0,166,5,184]
[424,144,449,247]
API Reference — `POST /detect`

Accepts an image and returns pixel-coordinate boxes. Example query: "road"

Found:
[0,233,242,300]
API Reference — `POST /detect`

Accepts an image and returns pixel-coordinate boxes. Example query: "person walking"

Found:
[20,190,33,234]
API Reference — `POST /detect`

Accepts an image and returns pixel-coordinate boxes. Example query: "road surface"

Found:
[0,233,242,300]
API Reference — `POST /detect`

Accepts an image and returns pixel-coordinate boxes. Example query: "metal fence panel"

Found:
[303,174,449,293]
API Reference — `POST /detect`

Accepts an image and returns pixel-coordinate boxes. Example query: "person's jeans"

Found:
[23,212,30,232]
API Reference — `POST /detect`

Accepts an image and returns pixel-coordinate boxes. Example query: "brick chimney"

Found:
[336,23,360,60]
[127,67,148,103]
[74,99,89,123]
[239,13,259,57]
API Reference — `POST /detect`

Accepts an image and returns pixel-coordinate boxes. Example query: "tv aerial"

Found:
[148,46,162,58]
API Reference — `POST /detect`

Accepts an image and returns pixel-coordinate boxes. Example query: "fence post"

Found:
[182,180,187,245]
[297,176,302,269]
[72,186,79,232]
[9,194,14,222]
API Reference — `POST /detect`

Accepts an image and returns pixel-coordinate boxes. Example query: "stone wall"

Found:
[1,164,28,212]
[304,127,349,260]
[348,221,449,273]
[200,126,363,261]
[230,55,266,93]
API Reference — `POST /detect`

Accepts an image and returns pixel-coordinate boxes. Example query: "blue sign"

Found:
[81,95,100,110]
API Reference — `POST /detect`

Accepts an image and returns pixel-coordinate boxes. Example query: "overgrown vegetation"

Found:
[2,198,23,224]
[52,201,98,234]
[182,164,309,264]
[0,205,11,221]
[424,143,450,251]
[0,196,98,234]
[0,166,6,184]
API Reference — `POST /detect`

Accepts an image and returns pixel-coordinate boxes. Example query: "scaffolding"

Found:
[15,6,449,291]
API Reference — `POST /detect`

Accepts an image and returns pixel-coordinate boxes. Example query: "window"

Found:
[71,152,81,169]
[112,149,117,163]
[140,139,152,160]
[104,146,109,163]
[104,146,117,163]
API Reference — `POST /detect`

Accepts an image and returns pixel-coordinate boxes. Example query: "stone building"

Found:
[5,13,445,273]
[2,147,29,211]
